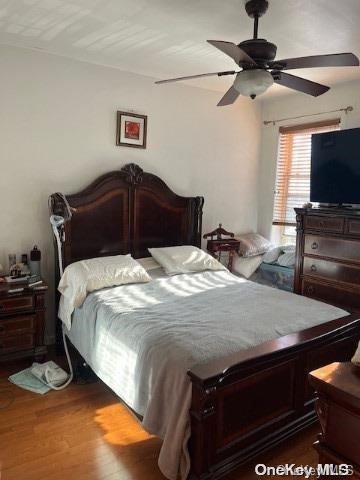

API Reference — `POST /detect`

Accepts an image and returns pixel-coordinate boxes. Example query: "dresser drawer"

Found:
[302,278,360,310]
[0,315,35,336]
[0,295,34,314]
[0,334,34,353]
[304,215,344,233]
[303,257,360,286]
[304,235,360,264]
[347,219,360,236]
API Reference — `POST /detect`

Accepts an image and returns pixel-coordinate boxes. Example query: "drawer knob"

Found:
[319,221,325,227]
[310,265,317,272]
[307,285,315,295]
[311,242,318,250]
[0,325,4,332]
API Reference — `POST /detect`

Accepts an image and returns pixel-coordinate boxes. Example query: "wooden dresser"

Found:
[0,281,47,362]
[294,208,360,311]
[309,362,360,479]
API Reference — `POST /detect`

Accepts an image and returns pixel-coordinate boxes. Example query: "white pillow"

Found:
[148,246,227,276]
[58,254,151,324]
[263,246,283,264]
[236,233,272,258]
[277,251,296,268]
[232,255,263,279]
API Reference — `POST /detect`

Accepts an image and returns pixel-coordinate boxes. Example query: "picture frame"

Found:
[116,111,147,149]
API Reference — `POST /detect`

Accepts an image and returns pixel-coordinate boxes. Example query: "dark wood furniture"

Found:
[203,224,240,272]
[50,164,360,480]
[50,162,204,348]
[294,207,360,311]
[0,281,47,362]
[309,362,360,479]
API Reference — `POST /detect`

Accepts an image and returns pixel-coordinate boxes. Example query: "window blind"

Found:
[272,119,341,226]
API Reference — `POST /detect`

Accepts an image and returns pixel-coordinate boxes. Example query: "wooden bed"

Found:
[50,163,360,480]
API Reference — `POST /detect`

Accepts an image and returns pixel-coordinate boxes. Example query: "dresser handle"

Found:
[319,221,325,227]
[311,242,318,250]
[310,265,317,272]
[306,285,315,295]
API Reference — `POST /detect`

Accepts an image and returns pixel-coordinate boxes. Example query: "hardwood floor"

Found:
[0,357,319,480]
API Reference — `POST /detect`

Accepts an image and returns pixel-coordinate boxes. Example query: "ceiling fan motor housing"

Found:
[239,39,277,67]
[245,0,269,18]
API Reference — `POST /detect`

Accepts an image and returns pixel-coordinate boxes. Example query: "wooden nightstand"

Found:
[309,362,360,479]
[203,224,240,272]
[0,280,48,362]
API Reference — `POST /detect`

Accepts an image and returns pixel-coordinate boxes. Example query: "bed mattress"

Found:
[66,267,347,480]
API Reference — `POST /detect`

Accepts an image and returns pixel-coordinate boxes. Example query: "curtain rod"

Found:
[263,105,353,126]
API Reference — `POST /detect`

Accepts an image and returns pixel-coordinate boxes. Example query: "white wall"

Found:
[0,45,262,343]
[258,80,360,241]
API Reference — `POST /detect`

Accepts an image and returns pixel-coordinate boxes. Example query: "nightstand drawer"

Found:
[0,315,35,336]
[0,296,34,313]
[211,242,239,252]
[0,334,34,353]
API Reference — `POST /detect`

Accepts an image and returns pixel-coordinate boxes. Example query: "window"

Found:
[272,119,341,241]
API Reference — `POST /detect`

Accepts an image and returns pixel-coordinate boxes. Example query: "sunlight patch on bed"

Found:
[97,285,161,313]
[93,337,139,406]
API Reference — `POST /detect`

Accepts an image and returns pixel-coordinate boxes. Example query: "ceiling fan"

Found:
[155,0,359,106]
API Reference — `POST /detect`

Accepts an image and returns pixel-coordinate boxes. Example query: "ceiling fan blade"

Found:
[217,86,240,106]
[272,71,330,97]
[270,53,359,71]
[207,40,257,66]
[155,70,236,84]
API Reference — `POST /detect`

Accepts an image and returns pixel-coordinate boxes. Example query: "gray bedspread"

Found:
[67,269,347,479]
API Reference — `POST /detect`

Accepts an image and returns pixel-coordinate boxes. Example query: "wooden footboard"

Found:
[188,314,360,480]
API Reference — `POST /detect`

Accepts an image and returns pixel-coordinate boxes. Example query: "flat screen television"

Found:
[310,127,360,205]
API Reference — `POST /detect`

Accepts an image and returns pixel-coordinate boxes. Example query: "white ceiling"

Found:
[1,0,360,98]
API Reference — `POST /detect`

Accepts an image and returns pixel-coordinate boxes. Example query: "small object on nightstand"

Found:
[309,362,360,479]
[29,245,41,276]
[203,224,240,272]
[8,254,16,272]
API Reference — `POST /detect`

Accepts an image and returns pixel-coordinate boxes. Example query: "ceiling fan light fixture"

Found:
[234,69,273,99]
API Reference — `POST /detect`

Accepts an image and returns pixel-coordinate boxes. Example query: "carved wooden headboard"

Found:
[50,163,204,270]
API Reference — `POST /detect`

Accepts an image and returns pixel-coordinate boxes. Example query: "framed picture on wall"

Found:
[116,111,147,149]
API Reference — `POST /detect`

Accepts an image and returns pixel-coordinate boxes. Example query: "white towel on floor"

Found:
[9,367,50,394]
